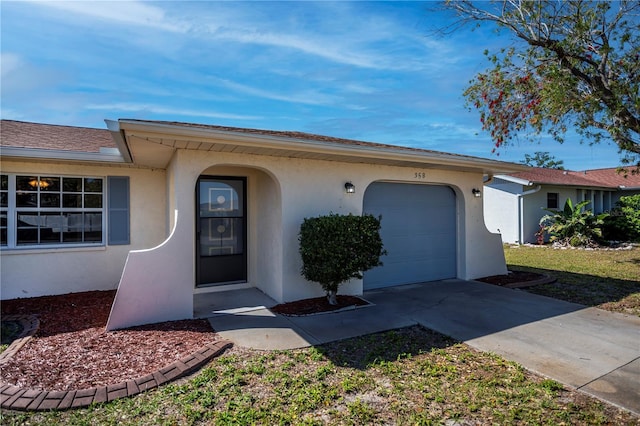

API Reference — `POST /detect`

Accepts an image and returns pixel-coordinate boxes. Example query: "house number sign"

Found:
[414,172,426,179]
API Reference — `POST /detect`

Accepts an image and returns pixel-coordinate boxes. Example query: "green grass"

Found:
[504,245,640,316]
[2,326,637,425]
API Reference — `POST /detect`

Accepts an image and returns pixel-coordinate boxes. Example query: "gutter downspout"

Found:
[518,185,541,244]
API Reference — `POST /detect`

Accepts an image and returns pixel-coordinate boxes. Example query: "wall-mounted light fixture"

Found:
[344,182,356,194]
[472,188,482,198]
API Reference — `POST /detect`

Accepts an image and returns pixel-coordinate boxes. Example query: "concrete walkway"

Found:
[201,280,640,415]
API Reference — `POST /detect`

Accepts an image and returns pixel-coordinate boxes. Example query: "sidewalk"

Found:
[202,280,640,415]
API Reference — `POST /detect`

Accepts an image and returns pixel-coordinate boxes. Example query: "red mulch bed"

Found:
[476,270,546,286]
[271,295,370,316]
[1,290,217,391]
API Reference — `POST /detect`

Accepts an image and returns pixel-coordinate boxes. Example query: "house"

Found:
[1,119,527,330]
[484,167,640,244]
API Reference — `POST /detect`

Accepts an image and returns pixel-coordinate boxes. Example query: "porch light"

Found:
[472,188,482,198]
[344,182,356,194]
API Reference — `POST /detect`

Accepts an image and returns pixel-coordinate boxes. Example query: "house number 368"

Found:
[414,172,426,179]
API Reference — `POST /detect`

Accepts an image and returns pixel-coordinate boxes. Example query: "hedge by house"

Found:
[603,194,640,242]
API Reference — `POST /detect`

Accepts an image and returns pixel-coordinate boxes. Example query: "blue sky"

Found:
[1,1,624,169]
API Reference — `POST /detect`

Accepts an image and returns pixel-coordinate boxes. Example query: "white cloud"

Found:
[0,53,22,77]
[85,103,261,120]
[211,78,339,106]
[27,0,187,32]
[0,53,67,96]
[213,29,399,70]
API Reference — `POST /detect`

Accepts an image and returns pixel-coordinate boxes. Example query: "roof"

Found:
[499,167,640,190]
[1,120,116,153]
[1,118,528,174]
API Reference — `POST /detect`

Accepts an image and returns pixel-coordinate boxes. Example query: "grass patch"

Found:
[504,245,640,317]
[1,326,636,425]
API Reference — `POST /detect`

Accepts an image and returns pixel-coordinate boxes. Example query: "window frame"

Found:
[546,192,559,209]
[1,174,106,249]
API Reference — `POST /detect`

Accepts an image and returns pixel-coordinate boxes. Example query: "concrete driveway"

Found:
[201,279,640,415]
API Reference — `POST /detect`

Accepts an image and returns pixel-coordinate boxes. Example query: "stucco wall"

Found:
[152,150,506,304]
[107,145,507,329]
[5,147,509,328]
[0,160,166,300]
[484,185,520,244]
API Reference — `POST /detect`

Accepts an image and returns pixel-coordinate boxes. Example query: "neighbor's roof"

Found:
[1,120,116,153]
[499,167,640,190]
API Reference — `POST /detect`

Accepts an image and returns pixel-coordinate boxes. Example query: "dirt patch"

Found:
[0,291,219,391]
[271,295,370,316]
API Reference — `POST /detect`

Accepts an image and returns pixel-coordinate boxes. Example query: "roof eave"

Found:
[493,174,534,186]
[0,146,126,163]
[105,119,133,163]
[116,119,528,174]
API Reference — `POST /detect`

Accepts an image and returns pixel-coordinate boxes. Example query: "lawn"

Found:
[505,245,640,317]
[2,247,639,425]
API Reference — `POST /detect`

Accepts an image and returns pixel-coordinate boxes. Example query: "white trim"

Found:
[1,245,106,255]
[0,147,125,163]
[117,120,528,174]
[104,119,133,163]
[1,174,107,249]
[494,174,534,186]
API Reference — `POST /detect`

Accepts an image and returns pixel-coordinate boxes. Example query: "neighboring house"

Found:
[1,119,527,330]
[484,167,640,244]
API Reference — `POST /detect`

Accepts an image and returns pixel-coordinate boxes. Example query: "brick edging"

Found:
[1,340,233,411]
[502,273,556,289]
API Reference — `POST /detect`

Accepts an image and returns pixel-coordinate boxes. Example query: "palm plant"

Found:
[539,199,608,247]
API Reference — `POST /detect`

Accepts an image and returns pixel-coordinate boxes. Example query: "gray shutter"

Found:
[108,176,130,245]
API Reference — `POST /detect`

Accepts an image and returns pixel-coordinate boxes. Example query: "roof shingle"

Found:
[1,120,115,153]
[508,167,640,189]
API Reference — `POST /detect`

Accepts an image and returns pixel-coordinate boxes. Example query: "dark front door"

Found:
[196,176,247,286]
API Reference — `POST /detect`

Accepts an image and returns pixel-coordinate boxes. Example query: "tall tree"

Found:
[443,1,640,166]
[521,151,565,169]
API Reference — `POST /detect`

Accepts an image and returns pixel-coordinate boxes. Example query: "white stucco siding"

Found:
[484,186,519,244]
[0,161,166,300]
[105,146,509,329]
[272,158,505,300]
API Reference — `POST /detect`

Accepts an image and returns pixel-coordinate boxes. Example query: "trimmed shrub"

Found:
[603,194,640,242]
[299,213,386,304]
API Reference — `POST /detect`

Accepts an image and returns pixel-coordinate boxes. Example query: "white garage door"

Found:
[363,182,457,290]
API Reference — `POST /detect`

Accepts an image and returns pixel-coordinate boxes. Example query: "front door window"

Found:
[196,177,247,286]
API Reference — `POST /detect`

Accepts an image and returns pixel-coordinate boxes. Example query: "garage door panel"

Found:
[364,182,456,290]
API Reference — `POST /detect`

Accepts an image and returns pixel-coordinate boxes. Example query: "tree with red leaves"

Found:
[444,1,640,166]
